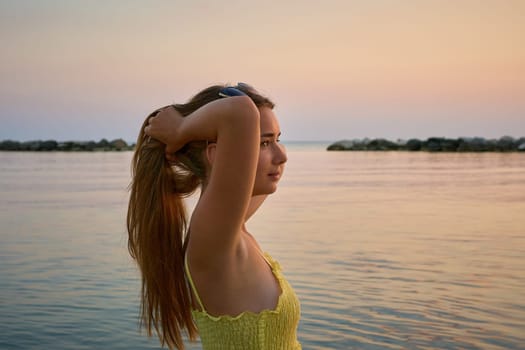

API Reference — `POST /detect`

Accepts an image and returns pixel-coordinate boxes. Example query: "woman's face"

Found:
[252,107,287,196]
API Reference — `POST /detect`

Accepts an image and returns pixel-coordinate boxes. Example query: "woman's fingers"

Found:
[144,111,169,140]
[144,115,156,135]
[144,105,184,153]
[144,114,177,161]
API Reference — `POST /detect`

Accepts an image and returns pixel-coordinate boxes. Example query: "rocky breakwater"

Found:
[327,136,525,152]
[0,138,134,151]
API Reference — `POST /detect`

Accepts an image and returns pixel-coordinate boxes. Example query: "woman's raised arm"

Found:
[146,95,261,262]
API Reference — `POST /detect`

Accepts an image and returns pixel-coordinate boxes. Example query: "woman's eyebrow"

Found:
[260,132,281,138]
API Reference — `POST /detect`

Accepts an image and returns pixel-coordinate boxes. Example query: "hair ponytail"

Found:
[126,84,275,349]
[127,114,201,349]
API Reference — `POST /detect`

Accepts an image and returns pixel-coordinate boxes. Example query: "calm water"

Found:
[1,144,524,349]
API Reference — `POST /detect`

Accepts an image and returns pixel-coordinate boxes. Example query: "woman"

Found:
[127,83,301,349]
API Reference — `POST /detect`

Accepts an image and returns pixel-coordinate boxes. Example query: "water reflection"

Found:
[252,150,525,349]
[0,150,524,349]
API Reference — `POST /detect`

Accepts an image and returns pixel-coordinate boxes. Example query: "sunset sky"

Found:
[1,0,523,142]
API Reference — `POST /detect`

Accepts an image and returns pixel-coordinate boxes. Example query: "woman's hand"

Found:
[145,106,185,156]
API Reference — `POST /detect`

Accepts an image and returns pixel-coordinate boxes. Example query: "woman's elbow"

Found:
[227,96,260,122]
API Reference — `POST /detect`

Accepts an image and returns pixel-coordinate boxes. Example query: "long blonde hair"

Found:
[127,84,274,349]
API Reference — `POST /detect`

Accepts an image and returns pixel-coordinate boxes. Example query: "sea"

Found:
[1,142,524,349]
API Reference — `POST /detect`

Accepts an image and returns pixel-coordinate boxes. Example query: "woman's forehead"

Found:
[259,107,280,135]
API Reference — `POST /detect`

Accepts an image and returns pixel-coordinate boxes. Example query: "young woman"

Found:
[127,84,301,349]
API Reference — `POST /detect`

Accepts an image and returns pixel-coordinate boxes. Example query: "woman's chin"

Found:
[253,185,278,196]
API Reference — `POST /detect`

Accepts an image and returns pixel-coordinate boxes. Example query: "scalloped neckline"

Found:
[192,253,285,322]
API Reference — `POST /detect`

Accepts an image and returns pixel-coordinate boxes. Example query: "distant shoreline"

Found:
[327,136,525,152]
[0,139,134,152]
[3,137,525,153]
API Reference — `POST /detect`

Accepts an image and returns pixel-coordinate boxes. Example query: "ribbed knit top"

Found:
[184,252,301,349]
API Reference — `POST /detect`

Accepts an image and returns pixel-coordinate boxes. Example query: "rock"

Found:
[497,136,515,151]
[396,139,408,147]
[327,140,350,150]
[24,140,47,151]
[350,139,367,150]
[39,140,58,151]
[84,141,97,151]
[441,138,460,151]
[517,138,525,151]
[457,138,470,152]
[0,139,135,152]
[110,138,128,151]
[457,137,489,152]
[426,137,443,152]
[473,137,489,151]
[23,140,42,151]
[327,139,367,151]
[366,138,399,151]
[57,141,75,151]
[406,139,422,151]
[97,138,111,150]
[0,140,21,150]
[421,137,460,152]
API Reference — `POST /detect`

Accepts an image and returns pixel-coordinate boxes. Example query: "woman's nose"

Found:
[273,143,287,165]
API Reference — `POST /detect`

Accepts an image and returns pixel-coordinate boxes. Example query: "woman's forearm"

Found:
[146,95,260,153]
[178,96,260,147]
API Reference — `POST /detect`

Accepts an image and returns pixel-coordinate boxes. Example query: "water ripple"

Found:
[2,151,525,349]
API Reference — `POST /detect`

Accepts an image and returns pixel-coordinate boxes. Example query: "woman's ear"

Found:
[205,143,217,167]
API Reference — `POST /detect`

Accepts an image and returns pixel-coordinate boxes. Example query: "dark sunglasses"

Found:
[218,82,257,98]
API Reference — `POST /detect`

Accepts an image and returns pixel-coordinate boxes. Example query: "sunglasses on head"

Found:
[218,82,257,98]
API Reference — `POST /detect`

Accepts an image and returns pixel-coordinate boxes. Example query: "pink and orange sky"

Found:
[0,0,523,142]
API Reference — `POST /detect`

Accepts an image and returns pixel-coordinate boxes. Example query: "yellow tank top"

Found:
[184,252,301,349]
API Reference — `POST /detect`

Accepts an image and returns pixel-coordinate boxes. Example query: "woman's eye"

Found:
[261,140,270,147]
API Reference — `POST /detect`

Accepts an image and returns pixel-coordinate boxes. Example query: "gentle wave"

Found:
[1,149,524,349]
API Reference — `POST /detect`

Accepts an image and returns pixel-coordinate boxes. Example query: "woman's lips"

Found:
[268,172,281,181]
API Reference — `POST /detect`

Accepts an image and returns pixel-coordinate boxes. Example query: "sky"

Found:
[0,0,523,142]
